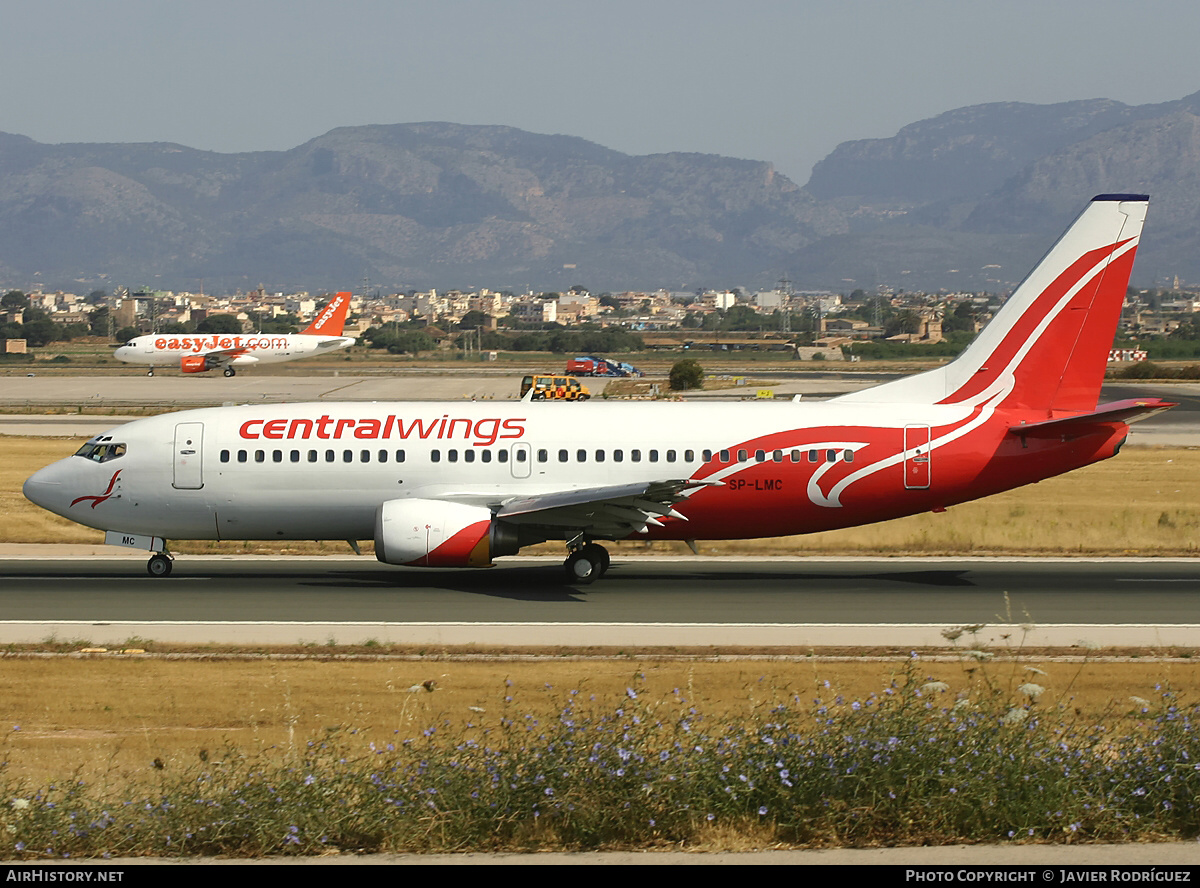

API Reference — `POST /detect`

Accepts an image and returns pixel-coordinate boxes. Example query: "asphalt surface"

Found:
[1,555,1196,647]
[3,370,1195,405]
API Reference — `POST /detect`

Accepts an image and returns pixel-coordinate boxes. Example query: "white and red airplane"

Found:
[113,292,354,377]
[26,195,1173,582]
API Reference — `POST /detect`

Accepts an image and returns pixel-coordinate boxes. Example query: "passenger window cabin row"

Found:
[221,448,411,464]
[532,448,854,465]
[218,447,856,465]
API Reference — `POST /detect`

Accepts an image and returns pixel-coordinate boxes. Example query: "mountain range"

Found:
[3,90,1199,294]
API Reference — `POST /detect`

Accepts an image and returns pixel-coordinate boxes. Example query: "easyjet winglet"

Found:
[27,197,1174,582]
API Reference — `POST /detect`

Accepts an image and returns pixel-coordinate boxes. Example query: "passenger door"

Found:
[903,424,931,489]
[173,422,204,489]
[510,442,531,479]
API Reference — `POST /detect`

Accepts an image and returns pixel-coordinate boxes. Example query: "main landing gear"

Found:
[564,542,610,584]
[147,552,174,577]
[146,369,154,377]
[223,367,236,377]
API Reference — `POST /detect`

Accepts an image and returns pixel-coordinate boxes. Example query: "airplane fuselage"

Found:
[114,332,355,370]
[25,398,1128,545]
[113,292,355,376]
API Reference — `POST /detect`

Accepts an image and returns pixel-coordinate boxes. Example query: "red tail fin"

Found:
[833,195,1148,415]
[301,292,351,336]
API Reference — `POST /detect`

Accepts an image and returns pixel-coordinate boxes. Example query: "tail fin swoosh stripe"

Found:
[938,239,1132,407]
[828,195,1148,416]
[1041,245,1140,413]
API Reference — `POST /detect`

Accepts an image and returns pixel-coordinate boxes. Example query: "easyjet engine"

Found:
[374,498,520,567]
[180,355,219,373]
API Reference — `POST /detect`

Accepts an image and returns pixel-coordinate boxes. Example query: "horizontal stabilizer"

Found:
[1008,398,1176,439]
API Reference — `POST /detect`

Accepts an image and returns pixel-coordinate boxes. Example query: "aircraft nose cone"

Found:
[23,465,63,512]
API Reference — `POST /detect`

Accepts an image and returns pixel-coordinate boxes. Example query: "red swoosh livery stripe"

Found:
[70,470,122,509]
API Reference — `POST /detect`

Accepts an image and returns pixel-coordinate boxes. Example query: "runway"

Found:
[1,555,1196,648]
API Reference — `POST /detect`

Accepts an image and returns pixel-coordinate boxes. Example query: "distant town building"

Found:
[509,298,558,324]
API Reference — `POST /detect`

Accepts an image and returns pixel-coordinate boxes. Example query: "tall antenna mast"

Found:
[777,275,793,334]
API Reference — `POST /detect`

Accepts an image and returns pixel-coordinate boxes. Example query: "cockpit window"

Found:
[124,341,137,347]
[74,442,127,463]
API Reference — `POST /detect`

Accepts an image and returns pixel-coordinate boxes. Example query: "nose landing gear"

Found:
[147,551,174,577]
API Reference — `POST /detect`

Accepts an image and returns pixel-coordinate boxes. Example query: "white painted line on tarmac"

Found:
[15,576,213,581]
[1115,578,1196,582]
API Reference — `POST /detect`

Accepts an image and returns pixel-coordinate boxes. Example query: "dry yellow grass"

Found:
[6,435,1199,554]
[2,656,1196,787]
[1,437,99,545]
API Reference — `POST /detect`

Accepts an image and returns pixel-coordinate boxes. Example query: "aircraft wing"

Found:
[199,347,246,362]
[199,346,264,368]
[494,478,720,537]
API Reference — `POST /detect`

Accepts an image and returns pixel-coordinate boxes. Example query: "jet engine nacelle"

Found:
[180,355,216,374]
[374,498,519,567]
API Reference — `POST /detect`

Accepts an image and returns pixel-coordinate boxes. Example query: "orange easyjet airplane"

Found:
[114,292,353,377]
[27,196,1174,581]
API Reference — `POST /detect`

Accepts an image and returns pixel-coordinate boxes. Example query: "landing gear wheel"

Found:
[223,367,236,377]
[147,553,173,577]
[564,543,609,584]
[579,543,610,575]
[147,369,154,377]
[565,551,599,584]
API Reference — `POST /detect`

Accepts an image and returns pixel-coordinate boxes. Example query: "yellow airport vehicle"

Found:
[520,375,592,401]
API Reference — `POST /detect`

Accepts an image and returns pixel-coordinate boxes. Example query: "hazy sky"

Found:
[6,0,1200,184]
